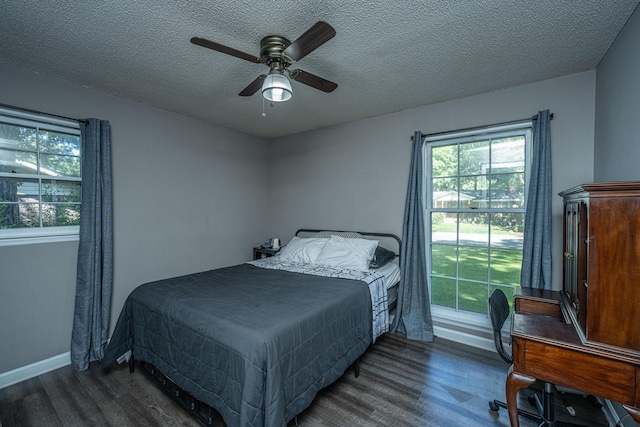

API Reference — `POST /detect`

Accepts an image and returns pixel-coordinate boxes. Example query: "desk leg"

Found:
[623,405,640,423]
[506,368,536,427]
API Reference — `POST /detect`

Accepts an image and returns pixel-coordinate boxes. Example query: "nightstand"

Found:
[253,246,282,260]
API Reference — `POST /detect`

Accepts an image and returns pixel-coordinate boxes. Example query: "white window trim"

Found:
[0,106,80,130]
[0,226,80,246]
[0,106,81,246]
[424,120,533,330]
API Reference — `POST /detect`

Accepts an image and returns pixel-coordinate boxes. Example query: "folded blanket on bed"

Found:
[248,258,389,342]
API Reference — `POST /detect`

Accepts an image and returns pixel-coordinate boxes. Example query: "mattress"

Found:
[377,261,401,289]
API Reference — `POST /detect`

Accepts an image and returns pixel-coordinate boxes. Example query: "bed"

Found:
[101,229,401,427]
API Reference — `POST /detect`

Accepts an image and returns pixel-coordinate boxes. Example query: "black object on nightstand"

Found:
[253,246,282,260]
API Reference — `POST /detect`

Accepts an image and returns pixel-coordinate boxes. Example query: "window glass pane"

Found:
[490,173,525,208]
[491,136,525,174]
[0,203,20,228]
[431,244,457,277]
[42,204,80,227]
[39,130,80,156]
[0,122,37,151]
[459,212,488,246]
[42,180,81,203]
[490,212,524,245]
[459,280,488,314]
[458,246,488,282]
[460,176,487,208]
[431,276,457,308]
[432,178,458,208]
[431,212,457,244]
[40,153,81,177]
[0,148,38,174]
[431,144,458,177]
[8,203,40,228]
[0,177,21,202]
[0,177,38,202]
[490,248,523,285]
[459,140,489,176]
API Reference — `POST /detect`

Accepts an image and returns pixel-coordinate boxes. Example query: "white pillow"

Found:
[277,236,328,264]
[315,235,378,271]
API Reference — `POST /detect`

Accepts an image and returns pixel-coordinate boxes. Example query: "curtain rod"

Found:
[0,102,89,124]
[411,112,554,141]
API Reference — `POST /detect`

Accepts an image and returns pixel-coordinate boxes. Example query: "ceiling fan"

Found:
[191,21,338,102]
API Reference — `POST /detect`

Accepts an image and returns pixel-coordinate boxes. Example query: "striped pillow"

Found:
[311,230,363,239]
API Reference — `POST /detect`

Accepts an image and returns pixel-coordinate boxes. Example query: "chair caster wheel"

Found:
[489,400,500,412]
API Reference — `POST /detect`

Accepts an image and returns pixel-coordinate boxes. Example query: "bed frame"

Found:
[124,229,402,427]
[294,228,402,259]
[136,360,217,425]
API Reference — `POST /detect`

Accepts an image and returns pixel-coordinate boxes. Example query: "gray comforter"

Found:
[101,263,372,427]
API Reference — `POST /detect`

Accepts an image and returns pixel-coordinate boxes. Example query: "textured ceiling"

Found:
[1,1,638,139]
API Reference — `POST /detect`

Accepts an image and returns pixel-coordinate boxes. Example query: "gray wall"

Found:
[0,241,78,370]
[594,4,640,182]
[268,71,597,293]
[0,64,270,374]
[0,67,601,375]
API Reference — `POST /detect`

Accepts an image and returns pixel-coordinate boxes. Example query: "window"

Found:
[425,122,531,322]
[0,107,81,245]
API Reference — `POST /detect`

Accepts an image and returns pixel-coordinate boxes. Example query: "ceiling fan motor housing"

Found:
[260,36,293,71]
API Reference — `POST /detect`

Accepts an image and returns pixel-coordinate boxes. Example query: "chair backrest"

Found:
[489,288,513,364]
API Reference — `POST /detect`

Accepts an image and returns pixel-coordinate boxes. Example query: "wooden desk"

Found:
[506,291,640,427]
[506,182,640,426]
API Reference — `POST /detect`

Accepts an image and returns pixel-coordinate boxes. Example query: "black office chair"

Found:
[488,288,586,427]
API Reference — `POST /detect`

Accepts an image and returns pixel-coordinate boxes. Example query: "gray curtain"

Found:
[520,110,552,289]
[391,131,434,341]
[71,119,113,371]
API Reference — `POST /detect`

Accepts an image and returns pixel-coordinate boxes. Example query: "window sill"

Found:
[430,305,512,353]
[431,305,492,330]
[0,227,80,247]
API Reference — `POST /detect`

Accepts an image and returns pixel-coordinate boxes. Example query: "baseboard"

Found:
[433,324,496,353]
[0,352,71,389]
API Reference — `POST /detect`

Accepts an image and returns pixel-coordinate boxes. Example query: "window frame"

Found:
[0,107,81,247]
[424,121,532,326]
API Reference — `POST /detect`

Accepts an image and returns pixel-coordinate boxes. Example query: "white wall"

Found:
[269,71,597,291]
[0,64,270,374]
[594,4,640,182]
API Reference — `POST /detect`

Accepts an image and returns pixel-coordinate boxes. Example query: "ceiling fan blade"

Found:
[283,21,336,62]
[191,37,262,64]
[289,69,337,93]
[239,74,267,96]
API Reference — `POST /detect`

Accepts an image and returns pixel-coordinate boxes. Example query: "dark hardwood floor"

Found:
[0,333,608,426]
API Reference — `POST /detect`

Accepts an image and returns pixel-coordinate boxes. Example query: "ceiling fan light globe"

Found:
[262,74,292,102]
